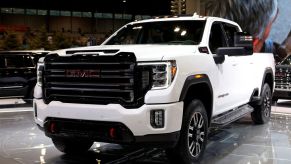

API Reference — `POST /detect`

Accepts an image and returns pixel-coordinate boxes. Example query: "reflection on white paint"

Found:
[9,144,53,150]
[41,148,46,156]
[40,156,45,164]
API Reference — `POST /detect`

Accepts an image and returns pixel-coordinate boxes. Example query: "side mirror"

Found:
[213,53,225,64]
[217,47,249,56]
[217,32,253,57]
[234,32,253,51]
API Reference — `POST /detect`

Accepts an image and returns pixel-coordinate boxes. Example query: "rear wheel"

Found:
[52,138,93,154]
[251,83,272,124]
[166,99,208,163]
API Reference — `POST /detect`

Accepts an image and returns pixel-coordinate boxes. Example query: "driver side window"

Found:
[209,23,227,54]
[223,23,239,47]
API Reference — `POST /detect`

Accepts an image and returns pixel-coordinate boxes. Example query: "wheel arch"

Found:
[261,68,274,94]
[179,75,213,125]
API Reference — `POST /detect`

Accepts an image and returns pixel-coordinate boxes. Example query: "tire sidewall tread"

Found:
[168,99,208,164]
[251,83,271,124]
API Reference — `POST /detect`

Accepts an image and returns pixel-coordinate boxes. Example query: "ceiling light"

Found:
[181,30,187,36]
[174,27,180,32]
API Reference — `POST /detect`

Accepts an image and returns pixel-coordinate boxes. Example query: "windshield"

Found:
[105,20,205,45]
[281,55,291,65]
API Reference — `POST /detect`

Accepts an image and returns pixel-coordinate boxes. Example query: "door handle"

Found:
[232,63,238,66]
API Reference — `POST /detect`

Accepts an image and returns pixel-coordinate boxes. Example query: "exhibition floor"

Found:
[0,99,291,164]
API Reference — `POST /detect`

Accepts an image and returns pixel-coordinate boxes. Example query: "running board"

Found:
[211,104,254,126]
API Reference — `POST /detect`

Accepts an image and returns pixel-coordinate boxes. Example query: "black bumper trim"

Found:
[42,118,180,147]
[273,90,291,100]
[134,131,180,148]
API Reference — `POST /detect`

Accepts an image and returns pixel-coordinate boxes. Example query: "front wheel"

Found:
[166,99,208,163]
[52,138,93,154]
[251,83,272,124]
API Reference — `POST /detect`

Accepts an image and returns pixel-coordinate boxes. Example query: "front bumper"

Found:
[34,99,183,144]
[273,89,291,100]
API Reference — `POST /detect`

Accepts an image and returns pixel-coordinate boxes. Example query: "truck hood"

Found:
[53,45,198,61]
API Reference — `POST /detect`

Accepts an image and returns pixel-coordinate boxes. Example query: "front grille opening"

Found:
[43,52,151,108]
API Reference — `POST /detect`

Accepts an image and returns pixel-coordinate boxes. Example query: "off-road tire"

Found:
[251,83,272,124]
[166,99,208,163]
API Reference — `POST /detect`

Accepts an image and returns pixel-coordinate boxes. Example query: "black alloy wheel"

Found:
[188,112,206,158]
[166,99,208,164]
[263,89,271,118]
[251,83,272,124]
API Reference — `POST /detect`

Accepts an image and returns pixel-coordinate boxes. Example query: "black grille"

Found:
[43,52,151,108]
[275,66,291,90]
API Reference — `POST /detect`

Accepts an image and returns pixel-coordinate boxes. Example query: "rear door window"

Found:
[3,55,34,68]
[5,56,20,68]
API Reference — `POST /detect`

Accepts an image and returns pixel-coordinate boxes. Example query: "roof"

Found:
[132,15,207,24]
[129,16,239,27]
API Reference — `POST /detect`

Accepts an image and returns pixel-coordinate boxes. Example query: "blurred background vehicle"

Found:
[273,30,291,103]
[0,50,49,104]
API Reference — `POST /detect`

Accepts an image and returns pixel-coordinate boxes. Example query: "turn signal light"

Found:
[171,63,177,80]
[194,74,204,79]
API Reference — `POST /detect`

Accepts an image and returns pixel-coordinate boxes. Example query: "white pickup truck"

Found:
[34,15,275,163]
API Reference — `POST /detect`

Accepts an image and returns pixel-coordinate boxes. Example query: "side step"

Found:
[211,104,254,126]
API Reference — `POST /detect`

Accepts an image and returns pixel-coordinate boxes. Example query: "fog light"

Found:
[150,110,164,128]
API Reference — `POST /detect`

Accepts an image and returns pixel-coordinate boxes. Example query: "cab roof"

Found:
[129,15,239,27]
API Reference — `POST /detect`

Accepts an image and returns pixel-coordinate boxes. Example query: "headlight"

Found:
[138,61,177,89]
[37,62,44,86]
